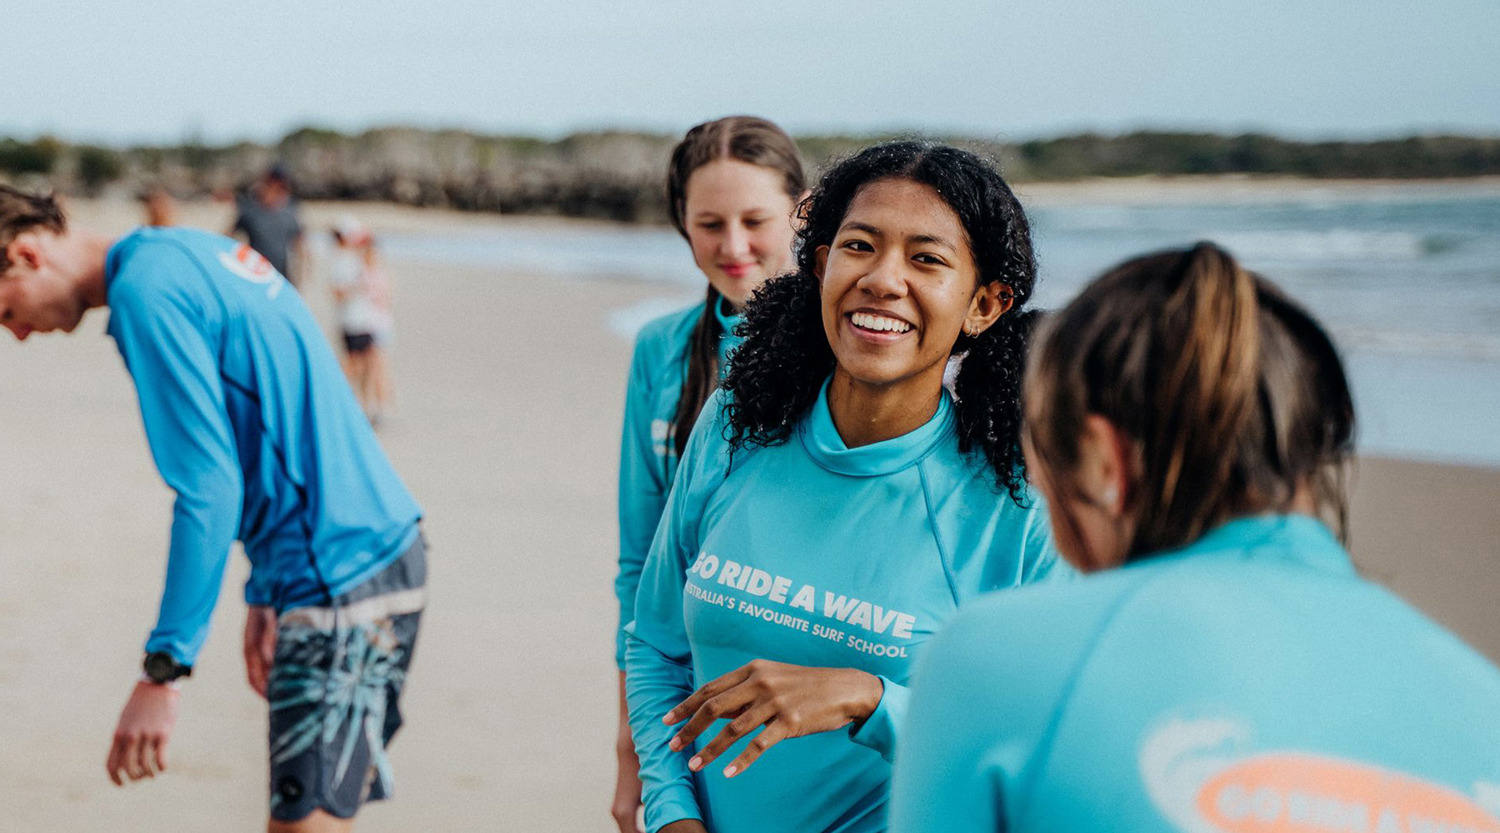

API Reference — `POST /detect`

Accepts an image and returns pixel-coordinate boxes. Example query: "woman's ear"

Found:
[963,282,1015,336]
[1078,414,1129,519]
[813,245,830,281]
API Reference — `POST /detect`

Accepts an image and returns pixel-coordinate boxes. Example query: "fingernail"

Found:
[688,756,702,771]
[662,712,675,724]
[724,764,739,778]
[668,737,681,751]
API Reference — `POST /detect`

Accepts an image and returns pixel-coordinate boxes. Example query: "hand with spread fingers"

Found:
[106,680,180,786]
[663,659,884,779]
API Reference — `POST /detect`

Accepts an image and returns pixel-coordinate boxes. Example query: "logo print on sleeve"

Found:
[1140,717,1500,833]
[218,244,286,300]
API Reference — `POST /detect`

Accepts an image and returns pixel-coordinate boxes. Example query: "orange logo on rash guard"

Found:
[1140,719,1500,833]
[234,244,273,276]
[1197,755,1500,833]
[217,244,284,299]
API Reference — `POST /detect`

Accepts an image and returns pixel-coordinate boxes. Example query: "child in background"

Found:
[140,187,177,227]
[330,216,394,426]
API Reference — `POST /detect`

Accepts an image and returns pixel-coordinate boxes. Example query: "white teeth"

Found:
[851,312,912,334]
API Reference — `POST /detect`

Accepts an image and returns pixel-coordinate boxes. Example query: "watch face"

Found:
[144,652,182,683]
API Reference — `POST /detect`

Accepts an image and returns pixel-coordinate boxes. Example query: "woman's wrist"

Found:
[842,669,885,723]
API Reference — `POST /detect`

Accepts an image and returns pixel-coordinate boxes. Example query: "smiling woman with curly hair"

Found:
[624,141,1068,833]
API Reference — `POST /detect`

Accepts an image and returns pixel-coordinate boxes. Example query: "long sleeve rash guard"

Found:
[615,299,742,667]
[625,381,1063,833]
[891,515,1500,833]
[105,228,422,667]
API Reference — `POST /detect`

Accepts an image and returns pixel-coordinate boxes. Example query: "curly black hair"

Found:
[720,140,1040,503]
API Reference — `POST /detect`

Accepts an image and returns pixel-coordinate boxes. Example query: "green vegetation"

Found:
[0,137,63,176]
[3,127,1497,222]
[75,145,125,193]
[1012,132,1500,180]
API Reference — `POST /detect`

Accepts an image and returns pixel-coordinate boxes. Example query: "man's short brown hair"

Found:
[0,185,66,275]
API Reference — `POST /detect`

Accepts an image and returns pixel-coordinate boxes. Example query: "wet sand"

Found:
[0,199,1496,830]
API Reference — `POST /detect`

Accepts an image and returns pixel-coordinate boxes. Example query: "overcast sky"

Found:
[11,0,1498,145]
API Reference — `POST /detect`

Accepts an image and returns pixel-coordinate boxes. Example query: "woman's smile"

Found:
[847,309,915,341]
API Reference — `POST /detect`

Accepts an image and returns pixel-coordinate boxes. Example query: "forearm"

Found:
[624,633,703,831]
[614,545,643,668]
[616,410,668,668]
[147,490,240,664]
[618,671,638,754]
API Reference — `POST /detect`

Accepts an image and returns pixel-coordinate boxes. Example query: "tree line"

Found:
[4,128,1497,224]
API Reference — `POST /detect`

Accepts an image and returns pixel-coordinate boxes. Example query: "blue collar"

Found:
[714,296,744,368]
[797,377,956,477]
[1140,514,1354,577]
[103,233,133,292]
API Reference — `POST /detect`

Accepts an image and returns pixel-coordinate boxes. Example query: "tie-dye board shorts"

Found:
[267,532,426,821]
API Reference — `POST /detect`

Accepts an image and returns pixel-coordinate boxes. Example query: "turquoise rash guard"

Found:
[104,228,422,667]
[615,298,742,668]
[625,381,1063,833]
[891,514,1500,833]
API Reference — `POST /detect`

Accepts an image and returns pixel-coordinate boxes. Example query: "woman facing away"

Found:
[890,243,1500,833]
[614,116,807,832]
[625,141,1066,833]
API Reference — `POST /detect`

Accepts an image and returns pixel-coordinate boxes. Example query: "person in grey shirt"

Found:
[231,163,305,289]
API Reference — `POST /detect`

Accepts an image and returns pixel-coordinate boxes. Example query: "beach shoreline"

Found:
[58,173,1500,237]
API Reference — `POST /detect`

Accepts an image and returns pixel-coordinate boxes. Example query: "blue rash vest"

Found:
[615,298,742,667]
[891,514,1500,833]
[104,227,423,667]
[625,381,1063,833]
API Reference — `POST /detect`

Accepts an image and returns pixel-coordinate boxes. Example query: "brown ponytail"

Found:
[664,116,806,455]
[671,285,727,455]
[1026,242,1355,559]
[0,186,67,275]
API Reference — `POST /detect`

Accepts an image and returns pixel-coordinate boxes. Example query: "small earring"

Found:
[1101,485,1119,510]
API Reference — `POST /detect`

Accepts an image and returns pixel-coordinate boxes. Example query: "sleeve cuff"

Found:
[644,784,702,833]
[848,675,909,761]
[143,637,193,668]
[244,576,273,607]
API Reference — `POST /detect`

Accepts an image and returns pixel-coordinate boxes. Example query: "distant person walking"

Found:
[890,244,1500,833]
[140,186,177,227]
[232,163,305,289]
[0,185,425,833]
[612,116,806,833]
[329,216,395,425]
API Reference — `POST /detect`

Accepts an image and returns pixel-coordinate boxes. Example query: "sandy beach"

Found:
[1,196,1497,830]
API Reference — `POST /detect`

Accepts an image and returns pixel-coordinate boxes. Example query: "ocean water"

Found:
[381,184,1500,468]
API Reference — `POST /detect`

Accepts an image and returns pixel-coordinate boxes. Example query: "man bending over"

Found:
[0,186,426,833]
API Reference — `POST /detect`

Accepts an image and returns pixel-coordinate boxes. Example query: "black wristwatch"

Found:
[143,651,193,685]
